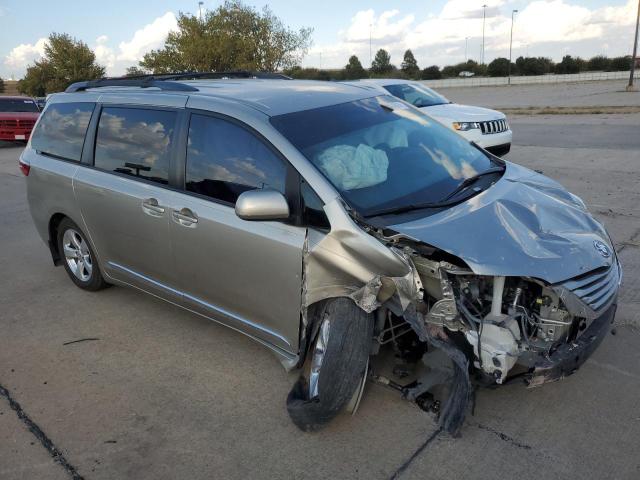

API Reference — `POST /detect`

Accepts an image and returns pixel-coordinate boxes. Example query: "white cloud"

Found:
[305,0,639,69]
[4,38,48,72]
[117,12,178,62]
[94,35,116,69]
[92,11,178,74]
[3,12,178,78]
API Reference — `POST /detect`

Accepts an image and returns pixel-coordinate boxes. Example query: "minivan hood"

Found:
[389,162,614,284]
[421,103,504,123]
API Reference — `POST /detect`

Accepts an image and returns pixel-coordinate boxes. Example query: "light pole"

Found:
[508,10,518,85]
[465,37,469,62]
[627,0,640,91]
[369,23,373,67]
[481,4,488,65]
[198,1,204,20]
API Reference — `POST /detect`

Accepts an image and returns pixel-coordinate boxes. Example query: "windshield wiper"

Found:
[364,165,505,218]
[442,166,505,201]
[365,193,475,218]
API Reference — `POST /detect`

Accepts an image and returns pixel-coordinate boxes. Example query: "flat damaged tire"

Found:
[287,298,374,432]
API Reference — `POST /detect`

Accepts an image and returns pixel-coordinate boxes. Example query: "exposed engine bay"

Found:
[359,238,615,436]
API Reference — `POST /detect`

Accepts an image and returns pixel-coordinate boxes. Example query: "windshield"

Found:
[383,84,449,108]
[0,98,39,113]
[270,96,493,217]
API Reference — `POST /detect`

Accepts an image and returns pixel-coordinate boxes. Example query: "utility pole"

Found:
[482,4,488,65]
[198,1,204,20]
[465,37,469,62]
[369,23,373,67]
[319,52,322,70]
[508,10,518,85]
[627,0,640,91]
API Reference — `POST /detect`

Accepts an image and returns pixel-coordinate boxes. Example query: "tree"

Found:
[487,57,513,77]
[370,49,393,75]
[125,66,148,77]
[587,55,610,71]
[441,60,486,78]
[18,33,105,96]
[283,67,331,81]
[401,49,420,79]
[0,77,4,94]
[610,56,632,71]
[554,55,583,74]
[515,56,554,76]
[141,0,312,73]
[343,55,367,79]
[420,65,442,80]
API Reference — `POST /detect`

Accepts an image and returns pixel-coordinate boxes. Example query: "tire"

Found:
[56,218,108,291]
[287,298,374,432]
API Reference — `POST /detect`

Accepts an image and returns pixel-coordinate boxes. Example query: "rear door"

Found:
[74,104,183,300]
[168,112,306,353]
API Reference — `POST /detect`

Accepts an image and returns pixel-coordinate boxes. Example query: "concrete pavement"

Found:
[439,79,640,109]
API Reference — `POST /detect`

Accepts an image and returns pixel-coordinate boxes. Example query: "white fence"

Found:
[420,70,640,88]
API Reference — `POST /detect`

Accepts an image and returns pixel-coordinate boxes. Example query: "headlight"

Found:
[452,122,480,131]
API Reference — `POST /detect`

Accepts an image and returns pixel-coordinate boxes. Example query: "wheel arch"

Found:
[47,212,69,266]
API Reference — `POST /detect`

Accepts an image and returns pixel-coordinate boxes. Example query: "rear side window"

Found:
[31,103,94,161]
[186,114,286,204]
[94,107,176,185]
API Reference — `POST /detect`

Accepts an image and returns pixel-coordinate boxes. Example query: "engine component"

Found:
[466,319,520,384]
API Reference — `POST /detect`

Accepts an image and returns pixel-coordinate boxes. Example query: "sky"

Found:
[0,0,637,79]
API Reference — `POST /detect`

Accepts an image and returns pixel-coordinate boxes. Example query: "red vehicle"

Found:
[0,96,40,142]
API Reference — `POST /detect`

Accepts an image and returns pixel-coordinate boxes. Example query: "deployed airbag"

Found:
[316,144,389,190]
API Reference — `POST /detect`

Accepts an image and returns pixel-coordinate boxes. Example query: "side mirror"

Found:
[235,189,290,221]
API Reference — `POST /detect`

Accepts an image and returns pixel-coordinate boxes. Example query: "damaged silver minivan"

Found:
[21,75,621,435]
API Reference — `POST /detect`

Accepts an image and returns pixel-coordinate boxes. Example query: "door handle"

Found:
[142,198,165,216]
[172,207,198,227]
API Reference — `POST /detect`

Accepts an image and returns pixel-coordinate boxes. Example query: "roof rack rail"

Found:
[65,70,291,93]
[65,78,199,93]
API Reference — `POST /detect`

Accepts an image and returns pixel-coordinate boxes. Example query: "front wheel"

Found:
[57,218,108,291]
[287,298,374,432]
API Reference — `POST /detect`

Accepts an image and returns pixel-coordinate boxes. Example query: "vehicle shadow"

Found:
[0,140,26,149]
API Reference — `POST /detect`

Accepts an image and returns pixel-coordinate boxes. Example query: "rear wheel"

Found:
[57,218,108,291]
[287,298,374,432]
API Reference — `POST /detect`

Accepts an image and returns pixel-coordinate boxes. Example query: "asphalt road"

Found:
[1,114,639,479]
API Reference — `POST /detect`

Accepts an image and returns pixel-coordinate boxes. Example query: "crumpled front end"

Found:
[291,162,622,436]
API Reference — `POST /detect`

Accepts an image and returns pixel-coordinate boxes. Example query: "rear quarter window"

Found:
[30,103,95,161]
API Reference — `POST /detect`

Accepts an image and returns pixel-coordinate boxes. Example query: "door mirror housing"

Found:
[235,190,290,221]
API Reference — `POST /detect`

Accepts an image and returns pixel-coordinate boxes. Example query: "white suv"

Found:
[347,79,512,156]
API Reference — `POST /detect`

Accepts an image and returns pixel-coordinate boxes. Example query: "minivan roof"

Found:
[69,79,380,116]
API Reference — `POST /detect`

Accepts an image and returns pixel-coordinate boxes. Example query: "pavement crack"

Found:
[617,226,640,253]
[0,383,84,480]
[63,337,100,346]
[475,423,532,450]
[389,428,442,480]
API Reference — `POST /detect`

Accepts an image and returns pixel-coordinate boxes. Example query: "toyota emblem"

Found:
[593,240,611,258]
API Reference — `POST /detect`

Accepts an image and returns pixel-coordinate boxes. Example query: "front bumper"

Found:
[459,128,512,150]
[485,143,511,156]
[526,301,617,387]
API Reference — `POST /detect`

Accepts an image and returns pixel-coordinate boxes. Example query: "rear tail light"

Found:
[19,158,30,176]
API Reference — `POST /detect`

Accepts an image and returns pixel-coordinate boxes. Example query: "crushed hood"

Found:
[389,162,614,284]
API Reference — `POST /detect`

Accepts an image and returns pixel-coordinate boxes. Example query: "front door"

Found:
[168,112,306,353]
